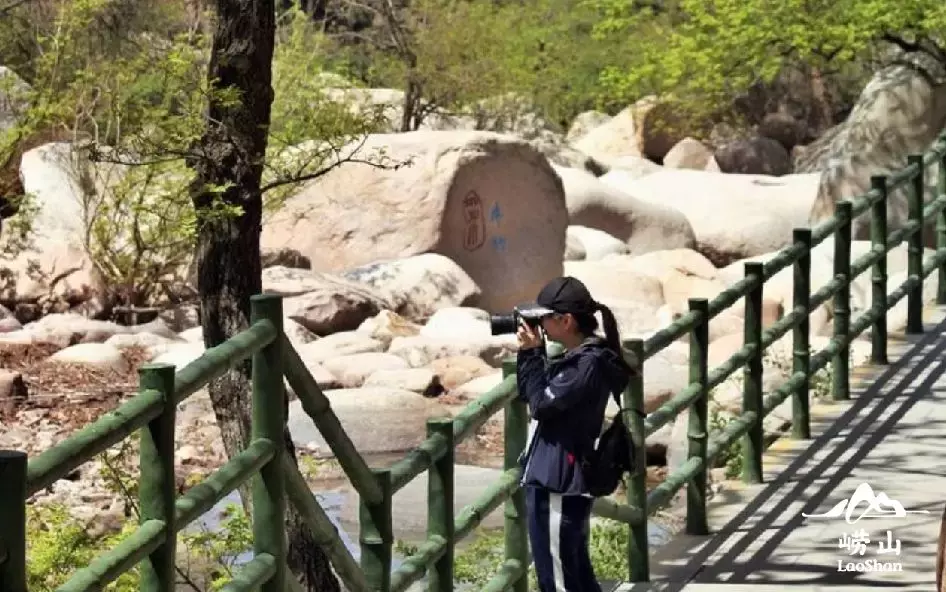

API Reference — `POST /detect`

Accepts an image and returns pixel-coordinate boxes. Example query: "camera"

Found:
[489,304,553,335]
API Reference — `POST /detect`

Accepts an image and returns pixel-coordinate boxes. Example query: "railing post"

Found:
[742,263,764,483]
[624,339,649,581]
[0,450,27,592]
[792,229,812,439]
[686,298,709,536]
[360,469,393,592]
[250,294,287,592]
[870,175,889,364]
[833,200,852,401]
[427,417,454,592]
[907,154,925,334]
[139,363,177,592]
[502,358,528,592]
[937,150,946,304]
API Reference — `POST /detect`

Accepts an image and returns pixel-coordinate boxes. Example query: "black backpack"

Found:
[581,392,643,498]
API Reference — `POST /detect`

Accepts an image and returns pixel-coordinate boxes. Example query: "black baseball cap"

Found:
[533,276,599,316]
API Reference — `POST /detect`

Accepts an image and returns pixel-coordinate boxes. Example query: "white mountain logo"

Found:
[802,483,931,524]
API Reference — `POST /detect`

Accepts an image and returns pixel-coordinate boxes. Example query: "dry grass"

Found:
[0,343,151,426]
[0,341,63,370]
[27,344,150,396]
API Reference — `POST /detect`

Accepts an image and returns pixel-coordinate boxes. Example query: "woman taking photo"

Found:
[515,276,635,592]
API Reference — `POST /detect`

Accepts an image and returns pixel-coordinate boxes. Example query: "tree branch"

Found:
[881,31,946,64]
[0,0,31,16]
[260,147,411,193]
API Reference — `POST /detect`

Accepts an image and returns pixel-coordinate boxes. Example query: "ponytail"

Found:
[595,302,637,376]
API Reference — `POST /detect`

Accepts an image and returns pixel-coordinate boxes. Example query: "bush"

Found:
[395,518,635,588]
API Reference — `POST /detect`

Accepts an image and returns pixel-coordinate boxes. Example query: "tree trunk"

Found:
[188,1,340,590]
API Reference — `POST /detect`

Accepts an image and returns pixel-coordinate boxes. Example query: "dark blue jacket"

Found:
[516,337,631,496]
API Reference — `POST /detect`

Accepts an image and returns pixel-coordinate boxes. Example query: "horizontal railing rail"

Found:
[0,296,358,592]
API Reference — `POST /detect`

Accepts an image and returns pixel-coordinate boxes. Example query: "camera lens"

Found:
[489,313,518,335]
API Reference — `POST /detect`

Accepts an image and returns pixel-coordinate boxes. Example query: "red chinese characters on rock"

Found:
[462,191,486,251]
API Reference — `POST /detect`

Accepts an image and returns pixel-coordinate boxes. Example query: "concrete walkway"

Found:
[619,305,946,591]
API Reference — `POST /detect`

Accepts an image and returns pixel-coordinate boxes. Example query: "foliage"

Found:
[394,519,634,588]
[0,0,391,309]
[182,505,255,591]
[22,434,258,591]
[708,406,743,479]
[339,0,632,131]
[262,4,392,212]
[25,496,255,592]
[0,0,208,306]
[586,0,946,120]
[26,504,140,592]
[707,345,849,479]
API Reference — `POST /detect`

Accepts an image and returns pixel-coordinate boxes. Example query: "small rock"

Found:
[451,371,504,400]
[104,332,180,360]
[286,359,341,394]
[663,137,714,170]
[284,318,317,346]
[419,307,491,339]
[297,331,385,363]
[150,343,206,369]
[178,326,204,343]
[0,370,27,399]
[321,352,410,388]
[387,335,517,368]
[427,355,495,390]
[49,343,129,373]
[363,368,444,397]
[714,136,793,176]
[262,246,311,269]
[356,310,422,346]
[0,370,27,413]
[566,226,629,261]
[178,444,200,466]
[0,305,21,333]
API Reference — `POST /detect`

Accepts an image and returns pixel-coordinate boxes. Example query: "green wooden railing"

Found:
[2,132,946,591]
[0,296,372,592]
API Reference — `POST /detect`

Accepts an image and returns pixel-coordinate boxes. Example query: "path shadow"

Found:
[627,313,946,591]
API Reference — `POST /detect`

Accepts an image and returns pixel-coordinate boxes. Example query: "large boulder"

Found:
[601,168,820,267]
[261,131,568,312]
[714,136,793,176]
[573,96,690,163]
[798,57,946,246]
[341,253,480,321]
[663,137,714,170]
[287,387,446,454]
[567,111,612,143]
[561,259,667,336]
[529,136,609,176]
[2,143,99,312]
[565,226,629,261]
[263,266,394,335]
[554,165,696,254]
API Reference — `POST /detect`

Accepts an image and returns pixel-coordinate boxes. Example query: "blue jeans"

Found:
[526,486,601,592]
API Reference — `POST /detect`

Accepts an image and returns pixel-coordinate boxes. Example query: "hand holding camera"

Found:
[489,305,548,351]
[516,319,543,350]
